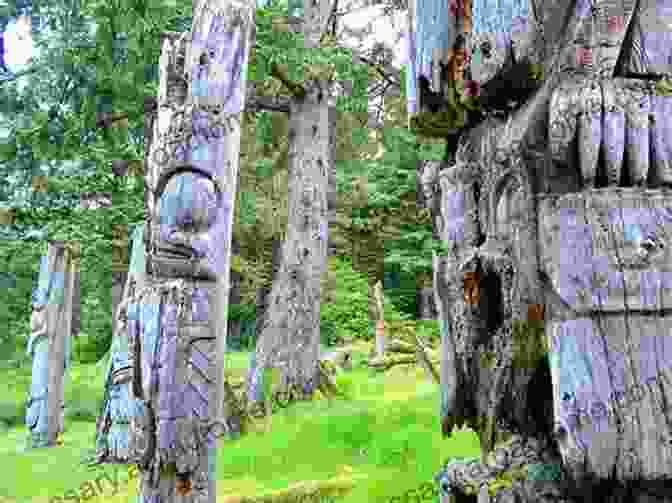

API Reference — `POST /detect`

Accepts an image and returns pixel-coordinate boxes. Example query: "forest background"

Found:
[0,0,447,374]
[0,1,490,501]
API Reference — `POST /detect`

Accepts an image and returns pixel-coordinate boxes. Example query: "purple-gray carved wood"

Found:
[94,223,148,464]
[46,241,77,447]
[26,240,77,449]
[129,1,254,502]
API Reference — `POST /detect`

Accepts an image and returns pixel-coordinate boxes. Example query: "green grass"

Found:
[0,347,481,503]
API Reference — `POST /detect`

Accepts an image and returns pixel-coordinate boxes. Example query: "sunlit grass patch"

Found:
[0,350,482,503]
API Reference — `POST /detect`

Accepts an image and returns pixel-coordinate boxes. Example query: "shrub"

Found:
[65,396,101,422]
[321,256,371,341]
[0,399,23,427]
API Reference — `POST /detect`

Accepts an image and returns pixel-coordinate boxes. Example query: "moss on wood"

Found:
[656,77,672,96]
[409,112,464,139]
[486,465,527,496]
[511,319,547,370]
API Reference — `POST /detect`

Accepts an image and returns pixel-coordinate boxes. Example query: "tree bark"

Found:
[246,0,336,404]
[374,280,386,358]
[255,237,283,340]
[417,285,437,320]
[228,236,242,349]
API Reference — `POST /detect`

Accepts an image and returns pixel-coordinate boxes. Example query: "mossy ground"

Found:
[0,344,482,503]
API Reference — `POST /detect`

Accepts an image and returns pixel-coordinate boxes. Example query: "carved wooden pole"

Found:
[47,241,78,445]
[94,223,148,463]
[127,0,254,501]
[26,240,78,448]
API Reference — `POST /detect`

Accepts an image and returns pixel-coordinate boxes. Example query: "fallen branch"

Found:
[384,339,417,355]
[368,354,417,370]
[218,474,361,503]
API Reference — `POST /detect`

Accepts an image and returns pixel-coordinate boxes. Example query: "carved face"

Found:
[160,173,218,234]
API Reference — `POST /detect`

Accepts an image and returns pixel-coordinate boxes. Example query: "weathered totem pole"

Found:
[246,0,336,405]
[94,0,254,501]
[26,240,78,449]
[95,223,148,462]
[408,0,672,501]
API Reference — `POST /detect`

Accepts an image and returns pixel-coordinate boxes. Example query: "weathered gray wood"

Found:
[425,0,672,498]
[94,223,148,464]
[91,1,253,501]
[26,302,49,448]
[46,241,77,446]
[24,240,77,448]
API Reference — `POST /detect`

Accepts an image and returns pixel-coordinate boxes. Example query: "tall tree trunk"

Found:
[374,280,386,358]
[254,237,283,339]
[228,236,242,349]
[26,240,78,448]
[247,0,335,403]
[122,1,254,501]
[416,285,437,320]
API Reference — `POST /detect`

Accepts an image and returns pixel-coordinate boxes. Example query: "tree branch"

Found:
[96,111,130,129]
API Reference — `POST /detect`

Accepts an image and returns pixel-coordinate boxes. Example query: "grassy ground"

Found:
[0,343,481,503]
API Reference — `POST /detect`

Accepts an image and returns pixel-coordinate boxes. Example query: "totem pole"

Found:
[26,240,78,448]
[112,0,253,501]
[410,0,672,501]
[94,223,148,463]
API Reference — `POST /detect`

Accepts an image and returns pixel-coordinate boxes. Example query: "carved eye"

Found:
[480,41,492,59]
